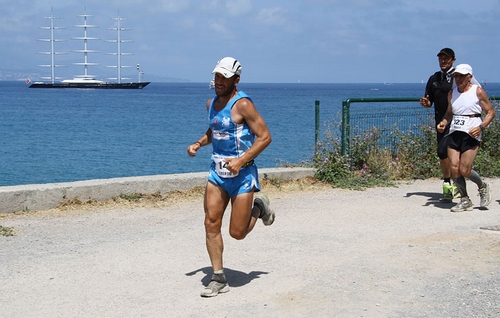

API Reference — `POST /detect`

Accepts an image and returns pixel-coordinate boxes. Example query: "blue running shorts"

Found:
[207,163,261,198]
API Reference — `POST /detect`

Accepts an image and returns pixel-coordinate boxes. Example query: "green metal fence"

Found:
[313,96,500,156]
[319,95,500,156]
[341,97,425,155]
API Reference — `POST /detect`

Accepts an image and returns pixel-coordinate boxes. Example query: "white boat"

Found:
[61,77,106,84]
[209,79,215,89]
[30,10,150,89]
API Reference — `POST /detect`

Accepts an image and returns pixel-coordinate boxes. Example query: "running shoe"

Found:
[254,194,275,226]
[200,273,229,297]
[451,184,461,199]
[478,182,491,207]
[442,182,453,200]
[451,197,473,212]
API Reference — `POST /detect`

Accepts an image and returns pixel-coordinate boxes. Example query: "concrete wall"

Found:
[0,167,315,214]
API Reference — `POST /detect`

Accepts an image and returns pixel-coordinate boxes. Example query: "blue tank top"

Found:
[208,91,255,158]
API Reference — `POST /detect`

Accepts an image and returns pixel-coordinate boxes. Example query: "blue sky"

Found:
[2,0,500,83]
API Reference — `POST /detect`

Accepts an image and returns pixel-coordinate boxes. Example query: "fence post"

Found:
[341,99,350,155]
[315,100,320,153]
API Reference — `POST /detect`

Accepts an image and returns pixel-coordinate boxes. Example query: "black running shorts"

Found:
[447,131,480,154]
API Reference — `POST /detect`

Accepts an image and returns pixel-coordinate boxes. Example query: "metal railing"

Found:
[341,97,422,155]
[313,96,500,156]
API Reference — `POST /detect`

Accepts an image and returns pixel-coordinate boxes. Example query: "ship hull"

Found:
[29,82,151,89]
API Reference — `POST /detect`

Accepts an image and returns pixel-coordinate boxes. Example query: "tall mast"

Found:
[71,10,100,79]
[105,15,134,83]
[37,10,67,83]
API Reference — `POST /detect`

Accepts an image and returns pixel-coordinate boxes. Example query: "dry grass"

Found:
[2,177,330,218]
[0,177,329,236]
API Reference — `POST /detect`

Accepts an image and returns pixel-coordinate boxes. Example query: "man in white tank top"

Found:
[436,64,495,212]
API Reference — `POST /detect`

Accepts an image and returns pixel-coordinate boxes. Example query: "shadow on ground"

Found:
[405,191,499,212]
[404,191,455,209]
[185,267,269,287]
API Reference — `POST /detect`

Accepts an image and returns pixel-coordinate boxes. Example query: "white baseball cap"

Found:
[453,64,473,75]
[212,57,242,78]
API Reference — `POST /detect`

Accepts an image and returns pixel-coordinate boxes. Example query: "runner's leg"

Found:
[228,191,260,240]
[204,182,230,271]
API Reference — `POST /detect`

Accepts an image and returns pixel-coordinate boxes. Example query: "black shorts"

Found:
[436,125,449,144]
[447,131,480,154]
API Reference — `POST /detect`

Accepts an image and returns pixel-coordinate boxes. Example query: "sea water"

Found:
[1,81,500,186]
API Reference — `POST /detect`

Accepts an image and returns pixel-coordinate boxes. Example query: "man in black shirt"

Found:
[420,48,458,200]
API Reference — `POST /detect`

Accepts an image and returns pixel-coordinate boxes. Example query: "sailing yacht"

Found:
[30,10,150,89]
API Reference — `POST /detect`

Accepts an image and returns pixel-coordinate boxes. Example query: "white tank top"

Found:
[451,84,482,115]
[449,84,482,140]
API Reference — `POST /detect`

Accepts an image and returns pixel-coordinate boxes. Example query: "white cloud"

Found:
[225,0,253,16]
[256,7,287,26]
[3,0,500,83]
[150,0,192,13]
[209,21,230,35]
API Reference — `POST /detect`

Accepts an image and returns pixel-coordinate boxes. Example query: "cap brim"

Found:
[212,67,235,78]
[437,52,452,57]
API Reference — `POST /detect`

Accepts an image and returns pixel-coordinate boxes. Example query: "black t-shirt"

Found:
[424,70,454,123]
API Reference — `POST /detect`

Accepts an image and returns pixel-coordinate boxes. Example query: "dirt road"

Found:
[1,178,499,317]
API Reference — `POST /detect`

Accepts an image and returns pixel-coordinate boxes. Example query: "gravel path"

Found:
[1,178,499,318]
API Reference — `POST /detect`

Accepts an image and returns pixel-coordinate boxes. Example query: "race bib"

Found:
[451,115,472,133]
[213,154,238,178]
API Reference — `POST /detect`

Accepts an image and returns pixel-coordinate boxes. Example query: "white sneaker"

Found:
[451,197,473,212]
[478,183,491,207]
[200,273,229,297]
[254,194,275,226]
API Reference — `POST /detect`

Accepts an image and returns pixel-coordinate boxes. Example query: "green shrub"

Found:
[473,101,500,176]
[312,101,499,189]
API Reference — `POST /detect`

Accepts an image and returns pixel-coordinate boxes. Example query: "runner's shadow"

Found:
[405,191,455,209]
[185,267,269,287]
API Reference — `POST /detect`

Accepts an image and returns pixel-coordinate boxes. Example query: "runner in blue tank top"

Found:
[209,90,255,159]
[187,57,274,297]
